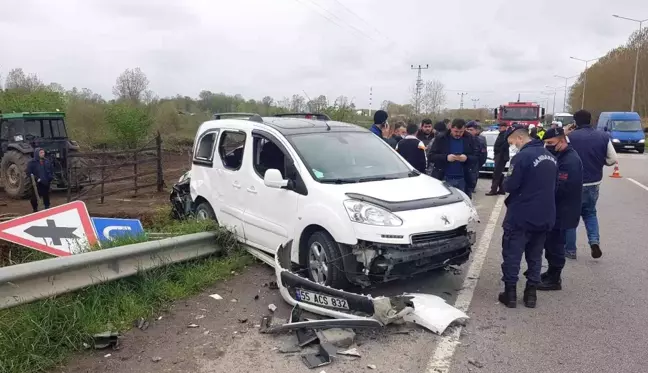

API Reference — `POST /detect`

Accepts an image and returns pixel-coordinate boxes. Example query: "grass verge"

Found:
[0,218,253,373]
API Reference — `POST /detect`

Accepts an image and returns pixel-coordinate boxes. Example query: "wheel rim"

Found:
[196,209,209,220]
[7,164,21,187]
[308,242,329,284]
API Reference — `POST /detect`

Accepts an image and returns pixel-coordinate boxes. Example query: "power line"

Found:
[329,0,392,42]
[411,64,429,114]
[300,0,377,42]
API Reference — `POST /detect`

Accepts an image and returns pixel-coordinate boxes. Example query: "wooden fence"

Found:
[65,133,164,204]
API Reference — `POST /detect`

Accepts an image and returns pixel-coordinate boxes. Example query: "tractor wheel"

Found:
[0,151,32,199]
[67,152,90,190]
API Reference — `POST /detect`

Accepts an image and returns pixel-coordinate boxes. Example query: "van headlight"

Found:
[639,139,645,143]
[454,188,480,223]
[343,200,403,226]
[612,139,620,143]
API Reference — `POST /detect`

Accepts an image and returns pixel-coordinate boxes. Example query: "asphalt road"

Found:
[61,151,647,373]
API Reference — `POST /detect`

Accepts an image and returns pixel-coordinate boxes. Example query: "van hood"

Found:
[340,175,451,201]
[611,130,644,141]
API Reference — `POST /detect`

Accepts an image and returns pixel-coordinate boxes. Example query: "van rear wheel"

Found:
[305,231,348,289]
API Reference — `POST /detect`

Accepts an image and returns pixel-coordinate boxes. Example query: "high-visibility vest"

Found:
[537,129,546,139]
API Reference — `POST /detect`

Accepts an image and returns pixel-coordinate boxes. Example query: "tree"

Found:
[4,68,44,91]
[290,94,306,112]
[104,103,153,148]
[421,80,446,115]
[112,67,150,103]
[261,96,274,107]
[307,95,328,112]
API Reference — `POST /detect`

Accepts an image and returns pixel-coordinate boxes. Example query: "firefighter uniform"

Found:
[500,125,557,308]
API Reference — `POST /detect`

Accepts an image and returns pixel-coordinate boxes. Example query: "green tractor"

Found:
[0,112,88,199]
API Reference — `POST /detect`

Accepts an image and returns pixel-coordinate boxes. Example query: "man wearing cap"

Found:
[498,124,557,308]
[537,127,583,290]
[466,121,488,194]
[536,123,546,139]
[485,122,510,196]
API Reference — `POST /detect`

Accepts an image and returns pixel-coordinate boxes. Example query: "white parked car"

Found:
[186,113,479,288]
[479,130,517,175]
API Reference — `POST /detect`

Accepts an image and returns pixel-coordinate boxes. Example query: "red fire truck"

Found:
[493,101,546,127]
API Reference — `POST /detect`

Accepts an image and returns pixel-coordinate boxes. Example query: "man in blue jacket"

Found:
[428,119,478,198]
[565,110,617,259]
[26,148,54,212]
[538,127,583,290]
[370,110,389,137]
[499,124,557,308]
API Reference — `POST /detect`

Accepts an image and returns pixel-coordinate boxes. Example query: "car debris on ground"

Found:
[253,240,470,369]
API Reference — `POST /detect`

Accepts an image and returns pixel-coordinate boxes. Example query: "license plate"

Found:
[624,145,634,148]
[485,162,494,167]
[295,288,349,310]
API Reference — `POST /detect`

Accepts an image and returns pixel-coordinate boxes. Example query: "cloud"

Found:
[0,0,644,110]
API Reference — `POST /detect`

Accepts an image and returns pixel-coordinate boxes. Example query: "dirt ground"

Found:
[0,151,191,221]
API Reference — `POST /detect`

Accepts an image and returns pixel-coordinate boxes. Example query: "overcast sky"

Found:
[1,0,644,112]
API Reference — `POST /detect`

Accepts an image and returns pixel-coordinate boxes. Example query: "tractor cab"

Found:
[0,112,85,199]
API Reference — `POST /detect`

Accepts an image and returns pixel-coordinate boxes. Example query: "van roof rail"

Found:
[273,113,331,120]
[213,113,263,123]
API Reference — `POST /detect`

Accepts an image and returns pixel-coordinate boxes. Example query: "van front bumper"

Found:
[339,227,476,286]
[612,142,644,152]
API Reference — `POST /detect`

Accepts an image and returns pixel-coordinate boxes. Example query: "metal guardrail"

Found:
[0,232,221,310]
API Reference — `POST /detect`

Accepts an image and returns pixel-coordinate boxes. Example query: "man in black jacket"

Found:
[486,122,510,196]
[416,118,434,147]
[396,123,427,173]
[466,122,488,194]
[499,124,557,309]
[428,119,478,197]
[538,127,583,291]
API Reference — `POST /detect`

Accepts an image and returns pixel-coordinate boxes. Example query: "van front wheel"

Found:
[638,147,645,154]
[195,202,216,221]
[306,231,348,289]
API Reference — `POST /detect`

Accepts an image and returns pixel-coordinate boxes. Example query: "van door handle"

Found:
[232,182,241,189]
[246,187,257,194]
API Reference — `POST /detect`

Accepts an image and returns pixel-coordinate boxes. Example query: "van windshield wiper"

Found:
[358,176,398,183]
[320,178,358,184]
[408,170,421,177]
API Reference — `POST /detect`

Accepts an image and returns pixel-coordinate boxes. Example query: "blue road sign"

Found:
[91,217,144,243]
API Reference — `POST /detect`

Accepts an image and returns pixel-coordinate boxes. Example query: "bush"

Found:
[103,103,153,148]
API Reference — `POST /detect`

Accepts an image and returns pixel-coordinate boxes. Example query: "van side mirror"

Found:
[603,126,608,132]
[493,109,498,119]
[264,169,288,189]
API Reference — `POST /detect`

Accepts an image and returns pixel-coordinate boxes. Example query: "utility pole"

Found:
[613,15,647,112]
[411,64,429,114]
[554,74,578,112]
[471,98,480,109]
[570,56,600,109]
[457,92,468,109]
[368,86,373,117]
[545,85,559,114]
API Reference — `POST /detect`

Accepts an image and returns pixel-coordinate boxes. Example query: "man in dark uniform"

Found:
[499,124,557,308]
[466,121,487,194]
[486,122,510,196]
[538,127,583,291]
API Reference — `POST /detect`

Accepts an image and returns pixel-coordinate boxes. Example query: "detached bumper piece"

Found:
[272,240,469,335]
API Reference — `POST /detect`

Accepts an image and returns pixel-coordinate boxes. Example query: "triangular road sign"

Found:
[0,201,99,257]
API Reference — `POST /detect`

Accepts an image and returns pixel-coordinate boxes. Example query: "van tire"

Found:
[305,231,348,289]
[639,147,645,154]
[195,202,217,221]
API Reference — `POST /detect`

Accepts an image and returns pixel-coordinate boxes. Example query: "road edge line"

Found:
[425,195,505,373]
[627,178,648,192]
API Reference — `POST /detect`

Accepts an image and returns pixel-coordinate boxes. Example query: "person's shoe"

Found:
[498,284,517,308]
[565,252,577,260]
[590,243,602,259]
[485,191,498,196]
[497,191,506,195]
[523,284,537,308]
[537,272,562,291]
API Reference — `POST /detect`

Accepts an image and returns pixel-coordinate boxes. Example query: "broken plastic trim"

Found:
[274,241,469,333]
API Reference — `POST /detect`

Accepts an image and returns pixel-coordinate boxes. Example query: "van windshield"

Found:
[611,120,642,132]
[554,115,573,125]
[289,131,414,183]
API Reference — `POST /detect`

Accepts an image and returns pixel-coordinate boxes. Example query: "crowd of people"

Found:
[370,109,618,309]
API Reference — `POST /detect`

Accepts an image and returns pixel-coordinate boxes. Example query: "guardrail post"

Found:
[133,151,139,197]
[156,132,164,192]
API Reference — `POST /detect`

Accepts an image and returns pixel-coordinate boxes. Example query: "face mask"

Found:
[545,145,558,155]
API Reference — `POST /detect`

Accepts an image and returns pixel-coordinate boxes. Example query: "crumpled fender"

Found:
[274,240,469,333]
